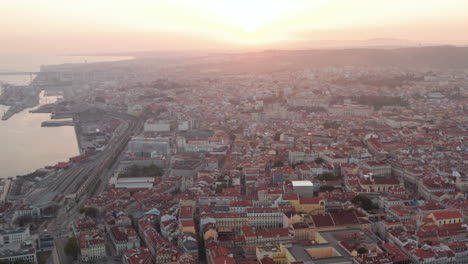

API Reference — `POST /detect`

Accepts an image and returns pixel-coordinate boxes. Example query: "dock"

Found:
[41,120,74,127]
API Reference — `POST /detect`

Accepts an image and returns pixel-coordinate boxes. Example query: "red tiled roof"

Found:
[311,214,335,227]
[431,211,462,220]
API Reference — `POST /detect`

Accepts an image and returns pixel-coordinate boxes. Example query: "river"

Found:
[0,54,132,178]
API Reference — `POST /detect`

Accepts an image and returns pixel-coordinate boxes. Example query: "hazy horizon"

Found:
[3,0,468,55]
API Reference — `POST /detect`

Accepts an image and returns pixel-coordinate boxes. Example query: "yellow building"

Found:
[286,193,325,215]
[429,211,463,226]
[256,245,287,264]
[180,220,196,234]
[203,228,218,241]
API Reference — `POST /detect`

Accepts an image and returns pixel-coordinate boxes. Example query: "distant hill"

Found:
[280,38,421,50]
[250,46,468,69]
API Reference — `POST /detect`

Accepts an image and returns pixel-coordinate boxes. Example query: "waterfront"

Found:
[0,92,79,178]
[0,54,133,178]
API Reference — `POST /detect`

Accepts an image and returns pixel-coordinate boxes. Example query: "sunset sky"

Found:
[2,0,468,54]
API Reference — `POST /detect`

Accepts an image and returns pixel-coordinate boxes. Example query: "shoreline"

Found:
[0,92,80,180]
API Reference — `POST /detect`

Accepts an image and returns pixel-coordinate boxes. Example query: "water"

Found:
[0,54,132,178]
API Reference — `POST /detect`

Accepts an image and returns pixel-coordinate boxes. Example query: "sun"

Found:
[242,22,258,34]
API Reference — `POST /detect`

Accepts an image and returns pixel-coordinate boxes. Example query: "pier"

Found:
[41,120,74,127]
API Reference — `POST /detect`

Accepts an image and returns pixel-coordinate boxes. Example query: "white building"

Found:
[13,205,41,220]
[80,232,106,263]
[246,208,286,230]
[0,227,30,246]
[292,180,315,198]
[0,242,37,263]
[128,136,170,156]
[144,119,171,132]
[111,177,155,189]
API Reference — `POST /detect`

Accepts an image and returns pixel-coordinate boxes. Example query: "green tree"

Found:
[14,215,33,227]
[84,207,100,218]
[319,185,339,192]
[351,195,377,211]
[273,161,284,167]
[356,247,367,254]
[216,184,227,193]
[316,172,340,181]
[64,237,79,259]
[314,157,325,164]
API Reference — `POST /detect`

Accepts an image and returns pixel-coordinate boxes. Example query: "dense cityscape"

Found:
[0,50,467,264]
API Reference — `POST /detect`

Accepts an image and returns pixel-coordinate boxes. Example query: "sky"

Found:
[2,0,468,54]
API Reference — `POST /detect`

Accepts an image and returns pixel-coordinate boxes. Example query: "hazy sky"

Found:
[2,0,468,54]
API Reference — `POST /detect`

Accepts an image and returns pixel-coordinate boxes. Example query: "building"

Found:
[72,217,99,236]
[246,208,286,230]
[286,193,326,215]
[144,119,171,132]
[0,242,37,263]
[111,177,156,190]
[447,242,468,264]
[256,244,287,264]
[177,233,198,262]
[79,232,106,263]
[122,247,152,264]
[128,136,170,156]
[362,161,391,177]
[291,181,314,197]
[322,153,348,165]
[177,119,197,131]
[37,233,54,252]
[172,159,206,178]
[12,205,41,220]
[110,226,141,255]
[176,130,229,153]
[358,176,402,193]
[0,227,30,246]
[428,211,463,226]
[202,212,248,233]
[327,102,373,116]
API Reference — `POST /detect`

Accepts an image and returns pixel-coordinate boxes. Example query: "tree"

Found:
[352,195,377,211]
[316,172,341,181]
[216,184,227,193]
[319,185,340,192]
[356,247,367,254]
[14,215,33,227]
[83,207,100,218]
[314,157,325,164]
[64,237,79,259]
[273,161,284,167]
